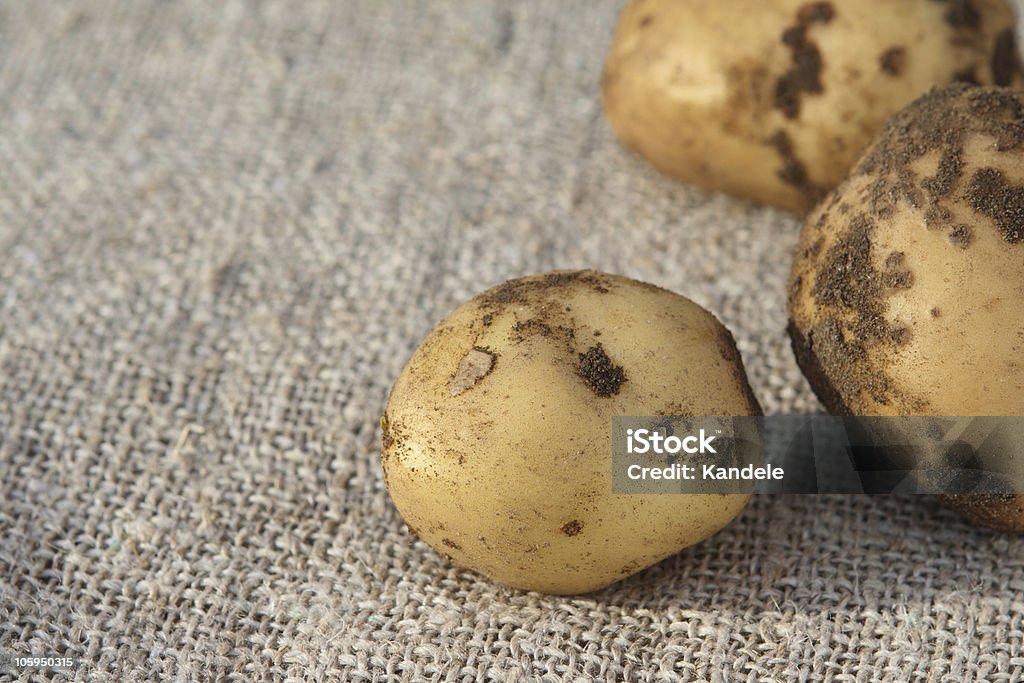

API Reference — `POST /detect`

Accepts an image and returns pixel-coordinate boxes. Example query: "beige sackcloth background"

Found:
[1,2,1022,681]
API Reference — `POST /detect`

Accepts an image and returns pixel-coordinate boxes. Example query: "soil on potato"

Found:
[791,85,1024,415]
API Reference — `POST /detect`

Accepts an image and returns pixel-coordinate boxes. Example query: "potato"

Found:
[602,0,1022,213]
[787,84,1024,530]
[381,270,762,594]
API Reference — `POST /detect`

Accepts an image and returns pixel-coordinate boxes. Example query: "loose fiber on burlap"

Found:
[1,2,1022,681]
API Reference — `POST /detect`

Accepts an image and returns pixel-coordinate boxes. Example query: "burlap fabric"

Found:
[1,2,1022,681]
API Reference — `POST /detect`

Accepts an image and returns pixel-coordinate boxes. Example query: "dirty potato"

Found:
[602,0,1022,213]
[788,84,1024,530]
[382,270,762,594]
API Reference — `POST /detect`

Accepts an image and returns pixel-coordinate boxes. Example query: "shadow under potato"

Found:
[585,494,1003,612]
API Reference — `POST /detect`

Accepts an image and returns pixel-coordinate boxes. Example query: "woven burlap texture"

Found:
[1,2,1022,681]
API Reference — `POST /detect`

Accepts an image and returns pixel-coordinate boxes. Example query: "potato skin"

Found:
[602,0,1022,213]
[787,84,1024,530]
[382,271,762,594]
